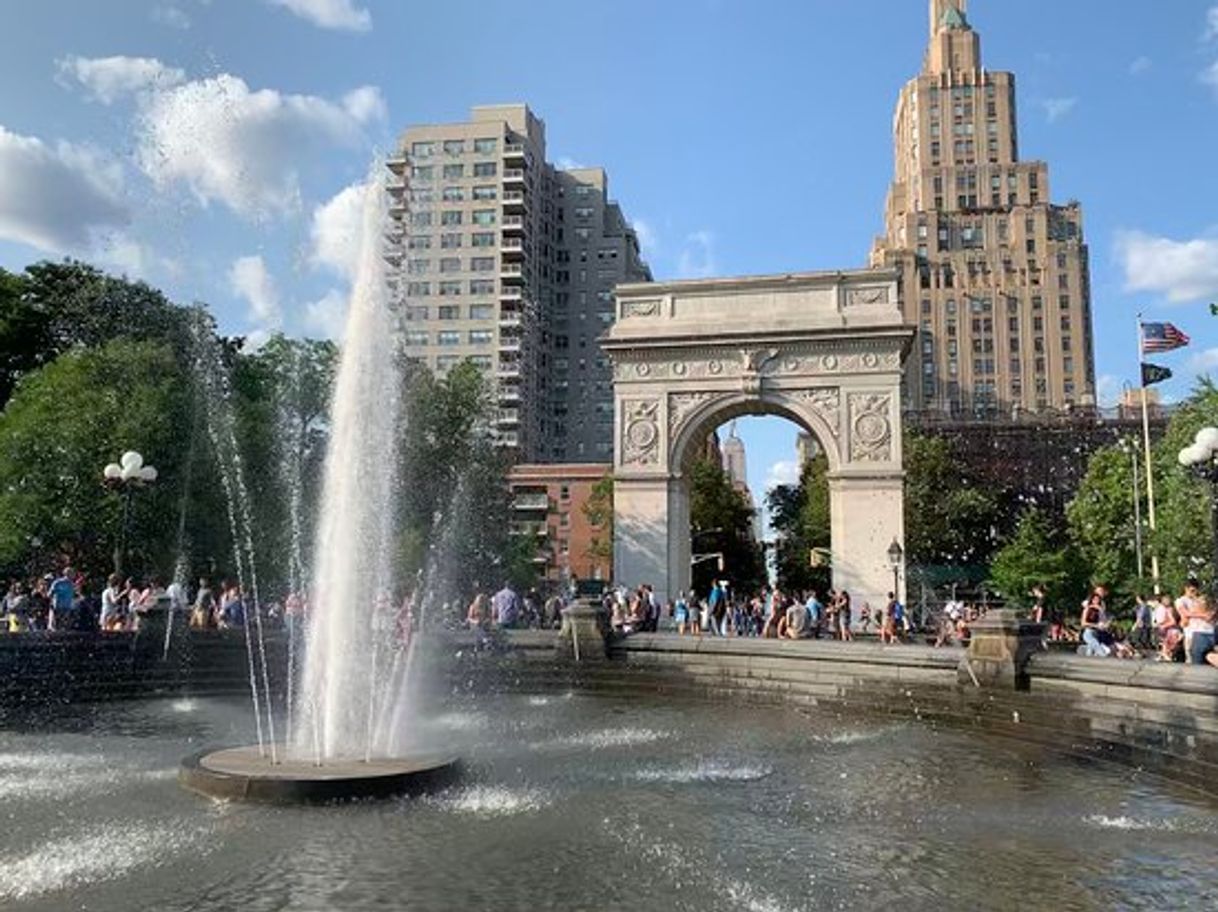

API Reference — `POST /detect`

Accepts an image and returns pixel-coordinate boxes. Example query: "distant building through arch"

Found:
[603,269,914,608]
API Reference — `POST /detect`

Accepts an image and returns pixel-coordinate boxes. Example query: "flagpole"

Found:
[1137,314,1162,594]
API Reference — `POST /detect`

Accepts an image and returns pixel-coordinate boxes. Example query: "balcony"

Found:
[499,339,522,354]
[386,156,407,175]
[503,168,526,185]
[497,364,522,380]
[502,214,525,233]
[499,314,522,330]
[386,178,407,196]
[500,236,525,252]
[499,387,522,403]
[509,521,547,537]
[513,492,549,511]
[504,143,526,160]
[502,190,526,210]
[500,262,524,277]
[500,286,523,302]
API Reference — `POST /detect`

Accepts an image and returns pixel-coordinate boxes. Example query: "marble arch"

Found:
[602,268,915,608]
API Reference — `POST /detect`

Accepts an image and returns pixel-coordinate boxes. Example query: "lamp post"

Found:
[102,451,158,578]
[887,538,904,599]
[1177,427,1218,591]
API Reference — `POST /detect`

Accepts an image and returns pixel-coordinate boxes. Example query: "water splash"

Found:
[296,173,403,761]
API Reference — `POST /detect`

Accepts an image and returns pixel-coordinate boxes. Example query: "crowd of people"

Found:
[1065,580,1218,667]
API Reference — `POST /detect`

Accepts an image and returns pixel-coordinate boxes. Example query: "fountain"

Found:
[180,172,459,804]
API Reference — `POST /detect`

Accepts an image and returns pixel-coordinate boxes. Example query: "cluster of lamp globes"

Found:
[102,450,158,486]
[1177,427,1218,470]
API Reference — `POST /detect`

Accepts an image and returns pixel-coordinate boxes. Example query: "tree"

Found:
[988,508,1085,611]
[1066,443,1145,600]
[583,473,614,568]
[904,433,1002,567]
[688,456,764,596]
[0,340,194,578]
[0,261,196,409]
[767,454,830,594]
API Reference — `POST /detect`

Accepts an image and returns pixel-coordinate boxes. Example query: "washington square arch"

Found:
[602,268,914,609]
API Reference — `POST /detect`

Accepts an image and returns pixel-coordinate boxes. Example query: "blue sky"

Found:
[2,0,1218,528]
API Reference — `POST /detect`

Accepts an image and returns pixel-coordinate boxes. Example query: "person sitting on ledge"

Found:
[1153,594,1184,663]
[1176,579,1215,666]
[1078,585,1115,658]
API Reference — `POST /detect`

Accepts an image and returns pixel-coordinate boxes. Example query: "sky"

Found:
[2,0,1218,532]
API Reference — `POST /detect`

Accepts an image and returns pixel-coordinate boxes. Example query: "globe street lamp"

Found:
[1177,427,1218,590]
[102,451,158,578]
[887,538,904,598]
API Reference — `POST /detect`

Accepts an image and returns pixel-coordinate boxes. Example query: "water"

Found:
[296,175,404,760]
[0,692,1214,911]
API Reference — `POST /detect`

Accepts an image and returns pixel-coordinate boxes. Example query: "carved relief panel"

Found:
[847,393,894,463]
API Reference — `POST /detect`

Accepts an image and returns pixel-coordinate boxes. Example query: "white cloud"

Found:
[1203,60,1218,94]
[151,4,192,29]
[1096,375,1123,409]
[0,125,128,252]
[133,72,381,218]
[57,55,184,104]
[243,328,273,352]
[632,218,658,258]
[341,86,386,124]
[555,156,587,171]
[304,288,348,340]
[1040,97,1078,123]
[309,179,368,278]
[229,255,282,326]
[1206,5,1218,41]
[1190,349,1218,373]
[267,0,371,31]
[676,229,718,279]
[764,460,800,492]
[1129,56,1152,76]
[1116,230,1218,303]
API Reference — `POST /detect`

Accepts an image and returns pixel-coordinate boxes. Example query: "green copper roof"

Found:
[940,4,968,29]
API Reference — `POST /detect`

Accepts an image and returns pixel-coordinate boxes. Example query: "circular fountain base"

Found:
[180,746,461,804]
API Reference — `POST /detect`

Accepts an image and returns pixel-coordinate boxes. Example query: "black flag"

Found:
[1141,362,1172,386]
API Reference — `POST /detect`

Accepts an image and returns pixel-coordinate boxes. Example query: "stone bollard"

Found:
[958,608,1044,691]
[557,599,610,662]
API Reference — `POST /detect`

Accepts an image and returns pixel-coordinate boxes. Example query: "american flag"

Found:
[1141,322,1190,354]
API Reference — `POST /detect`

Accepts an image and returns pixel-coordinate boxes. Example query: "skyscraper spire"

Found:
[929,0,969,38]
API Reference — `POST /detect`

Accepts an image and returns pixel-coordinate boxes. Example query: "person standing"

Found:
[48,567,76,631]
[491,581,521,629]
[100,574,126,631]
[192,578,216,629]
[1176,579,1215,666]
[674,590,691,636]
[836,590,854,642]
[805,590,823,639]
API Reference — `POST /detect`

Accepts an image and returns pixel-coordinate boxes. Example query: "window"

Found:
[437,304,460,319]
[473,209,496,226]
[439,257,461,273]
[441,232,462,249]
[410,212,432,227]
[574,206,593,220]
[1060,315,1072,331]
[407,259,430,274]
[471,256,495,272]
[411,142,434,158]
[574,227,591,241]
[442,186,464,202]
[442,140,464,156]
[436,355,458,371]
[471,232,495,247]
[406,282,430,297]
[472,185,497,201]
[437,331,460,346]
[405,330,428,345]
[407,236,431,250]
[1031,296,1043,311]
[470,354,492,369]
[443,164,464,180]
[470,304,493,320]
[439,282,461,297]
[411,165,433,181]
[470,279,494,295]
[473,161,497,177]
[469,330,492,344]
[405,305,429,320]
[473,138,497,154]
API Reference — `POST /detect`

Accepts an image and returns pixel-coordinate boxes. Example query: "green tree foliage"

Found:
[0,340,191,579]
[397,360,535,607]
[688,455,764,596]
[903,433,1002,567]
[0,261,194,408]
[989,508,1085,611]
[766,455,830,594]
[1066,443,1145,599]
[582,473,614,567]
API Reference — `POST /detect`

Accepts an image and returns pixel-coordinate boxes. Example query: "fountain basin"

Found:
[179,746,461,804]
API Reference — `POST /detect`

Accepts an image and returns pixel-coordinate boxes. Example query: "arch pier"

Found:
[603,269,915,608]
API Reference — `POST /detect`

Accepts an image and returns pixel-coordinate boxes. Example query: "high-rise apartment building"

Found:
[386,104,651,462]
[870,1,1096,418]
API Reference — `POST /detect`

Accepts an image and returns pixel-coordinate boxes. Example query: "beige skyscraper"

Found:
[871,0,1096,418]
[386,104,651,462]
